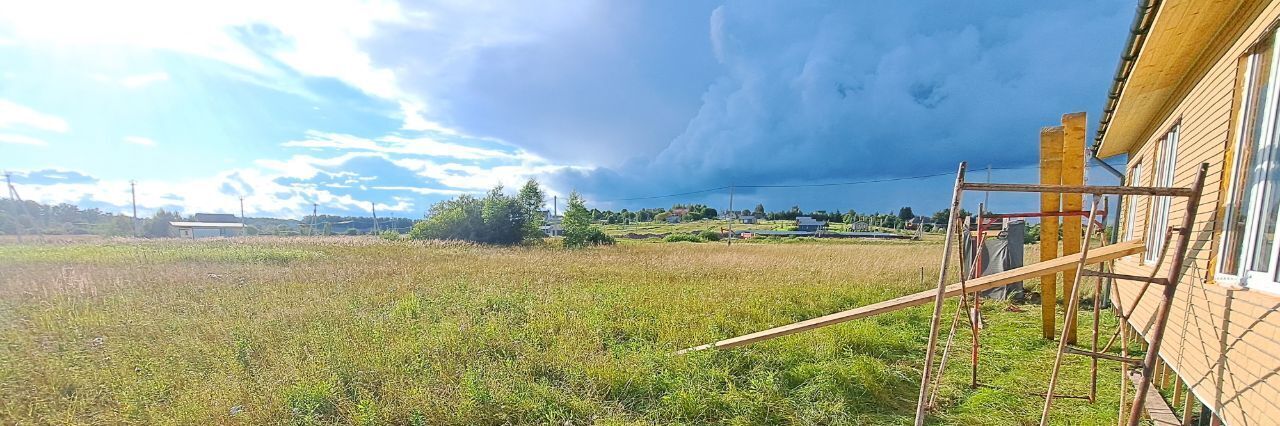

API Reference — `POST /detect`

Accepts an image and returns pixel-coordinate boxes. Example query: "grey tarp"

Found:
[961,220,1025,300]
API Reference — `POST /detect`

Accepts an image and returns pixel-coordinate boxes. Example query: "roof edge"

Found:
[1093,0,1163,157]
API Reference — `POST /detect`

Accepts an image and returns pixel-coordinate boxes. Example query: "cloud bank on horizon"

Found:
[0,0,1130,219]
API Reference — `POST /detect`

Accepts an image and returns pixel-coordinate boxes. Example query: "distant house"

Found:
[795,216,826,232]
[193,213,238,223]
[851,221,870,232]
[170,213,244,239]
[665,215,681,224]
[740,216,758,224]
[539,210,564,236]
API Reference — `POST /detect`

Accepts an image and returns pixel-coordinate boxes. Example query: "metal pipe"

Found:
[1091,146,1126,309]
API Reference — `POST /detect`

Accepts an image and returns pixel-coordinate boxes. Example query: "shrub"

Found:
[563,191,614,248]
[379,230,401,241]
[284,381,337,421]
[664,234,703,243]
[584,228,616,246]
[409,180,546,245]
[698,230,722,241]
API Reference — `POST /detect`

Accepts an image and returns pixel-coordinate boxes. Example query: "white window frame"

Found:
[1125,162,1142,242]
[1218,30,1280,295]
[1143,125,1179,264]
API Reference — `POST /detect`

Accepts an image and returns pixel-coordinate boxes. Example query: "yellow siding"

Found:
[1113,1,1280,424]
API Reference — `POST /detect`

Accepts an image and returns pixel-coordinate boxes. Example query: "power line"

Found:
[593,160,1126,203]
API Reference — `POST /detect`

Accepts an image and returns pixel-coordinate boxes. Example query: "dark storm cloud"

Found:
[547,0,1131,212]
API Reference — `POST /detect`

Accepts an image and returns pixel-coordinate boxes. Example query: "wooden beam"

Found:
[1041,126,1063,340]
[1063,346,1143,364]
[1062,112,1086,344]
[1081,270,1168,285]
[1129,370,1180,425]
[677,240,1145,354]
[960,183,1195,197]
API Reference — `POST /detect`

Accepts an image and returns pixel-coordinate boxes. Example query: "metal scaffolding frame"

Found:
[914,162,1208,426]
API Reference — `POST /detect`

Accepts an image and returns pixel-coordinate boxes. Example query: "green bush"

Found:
[698,230,722,241]
[664,234,703,243]
[379,230,401,241]
[409,180,546,245]
[584,228,616,246]
[563,191,614,248]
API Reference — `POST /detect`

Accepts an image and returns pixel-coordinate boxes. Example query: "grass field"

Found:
[0,237,1128,424]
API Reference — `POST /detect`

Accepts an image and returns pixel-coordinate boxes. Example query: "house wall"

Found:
[1113,1,1280,424]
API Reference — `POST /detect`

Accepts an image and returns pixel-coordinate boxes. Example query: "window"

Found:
[1218,31,1280,294]
[1125,161,1143,242]
[1144,125,1179,264]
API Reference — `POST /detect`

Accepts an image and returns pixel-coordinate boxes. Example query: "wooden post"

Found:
[1040,126,1064,339]
[1062,113,1086,343]
[1127,164,1209,426]
[1039,195,1102,426]
[914,162,966,426]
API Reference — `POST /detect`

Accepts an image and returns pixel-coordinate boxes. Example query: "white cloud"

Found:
[123,136,157,146]
[281,130,524,161]
[0,133,49,146]
[0,0,435,127]
[0,99,69,132]
[121,72,170,88]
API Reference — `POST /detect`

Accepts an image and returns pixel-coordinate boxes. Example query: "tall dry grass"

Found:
[0,237,1124,424]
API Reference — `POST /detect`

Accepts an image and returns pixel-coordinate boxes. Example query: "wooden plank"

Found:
[677,240,1145,353]
[961,183,1196,197]
[1129,370,1181,425]
[1042,126,1064,340]
[1062,112,1086,344]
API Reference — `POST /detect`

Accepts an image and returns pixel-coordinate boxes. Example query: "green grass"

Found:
[0,237,1129,424]
[0,239,322,264]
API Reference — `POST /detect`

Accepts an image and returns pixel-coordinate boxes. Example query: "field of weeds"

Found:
[0,237,1125,424]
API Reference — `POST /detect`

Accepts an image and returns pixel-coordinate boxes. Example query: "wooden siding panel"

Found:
[1111,1,1280,424]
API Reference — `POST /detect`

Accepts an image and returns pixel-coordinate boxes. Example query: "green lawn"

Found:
[0,237,1130,424]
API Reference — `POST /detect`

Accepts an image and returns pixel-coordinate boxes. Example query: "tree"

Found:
[898,207,915,221]
[516,179,546,240]
[753,204,766,218]
[409,183,547,245]
[563,191,614,248]
[931,208,972,225]
[143,209,181,238]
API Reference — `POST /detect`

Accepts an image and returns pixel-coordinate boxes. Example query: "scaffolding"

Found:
[679,161,1209,426]
[919,161,1208,426]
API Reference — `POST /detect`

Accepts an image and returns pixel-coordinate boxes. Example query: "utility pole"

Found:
[371,202,378,234]
[239,196,246,237]
[553,195,558,217]
[5,172,25,242]
[311,203,318,236]
[130,180,138,237]
[726,185,734,246]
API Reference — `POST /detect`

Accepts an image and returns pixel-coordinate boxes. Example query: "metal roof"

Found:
[169,221,245,228]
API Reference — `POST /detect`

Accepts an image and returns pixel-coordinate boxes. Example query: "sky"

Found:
[0,0,1134,219]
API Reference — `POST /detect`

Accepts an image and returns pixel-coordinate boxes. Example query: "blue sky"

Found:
[0,0,1132,219]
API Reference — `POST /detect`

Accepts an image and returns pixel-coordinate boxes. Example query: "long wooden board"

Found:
[1128,370,1180,425]
[677,240,1146,354]
[1041,127,1064,340]
[1061,112,1086,344]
